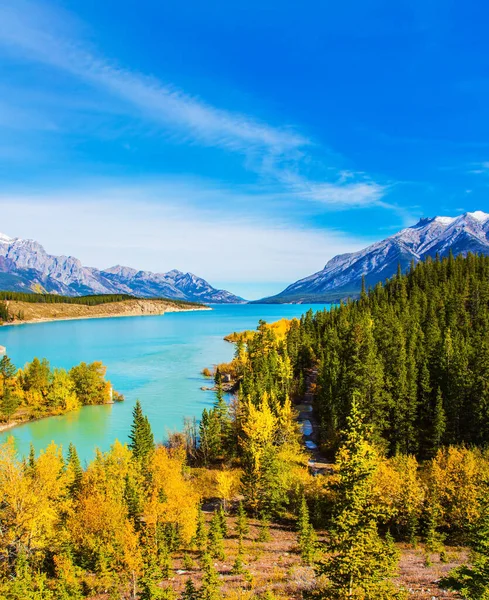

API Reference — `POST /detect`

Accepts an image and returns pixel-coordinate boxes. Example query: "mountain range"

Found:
[0,233,244,303]
[262,210,489,303]
[2,211,489,305]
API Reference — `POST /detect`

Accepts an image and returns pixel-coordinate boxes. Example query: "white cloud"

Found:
[0,183,370,289]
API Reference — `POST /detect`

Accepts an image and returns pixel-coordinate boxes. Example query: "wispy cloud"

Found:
[0,0,305,154]
[0,0,393,213]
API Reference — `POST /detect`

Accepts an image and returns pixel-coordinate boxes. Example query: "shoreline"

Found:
[1,304,211,328]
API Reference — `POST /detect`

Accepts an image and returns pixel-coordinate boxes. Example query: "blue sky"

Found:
[0,0,488,299]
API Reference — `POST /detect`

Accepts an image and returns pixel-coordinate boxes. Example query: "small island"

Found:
[0,292,209,326]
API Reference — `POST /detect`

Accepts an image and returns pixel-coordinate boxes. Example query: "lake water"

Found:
[0,304,327,463]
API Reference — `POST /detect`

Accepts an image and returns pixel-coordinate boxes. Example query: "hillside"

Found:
[261,210,489,303]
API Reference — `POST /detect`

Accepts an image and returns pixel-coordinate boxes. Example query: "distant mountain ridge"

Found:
[263,211,489,303]
[0,234,244,303]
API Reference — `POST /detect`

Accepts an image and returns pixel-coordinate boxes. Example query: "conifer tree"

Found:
[236,502,249,540]
[257,511,271,543]
[67,443,83,496]
[297,496,317,565]
[430,387,446,456]
[0,355,16,384]
[200,553,220,600]
[182,578,198,600]
[129,400,154,462]
[1,384,18,422]
[217,505,228,538]
[317,397,401,599]
[139,550,163,600]
[194,508,208,553]
[28,443,36,471]
[208,513,225,560]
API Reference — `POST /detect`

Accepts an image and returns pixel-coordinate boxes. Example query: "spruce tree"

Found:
[1,384,18,422]
[316,397,401,599]
[194,508,208,553]
[257,511,271,543]
[182,578,198,600]
[297,495,317,565]
[0,355,16,384]
[67,443,83,496]
[236,501,249,540]
[217,504,228,537]
[200,553,220,600]
[430,387,446,456]
[208,513,225,560]
[128,400,154,462]
[28,443,36,471]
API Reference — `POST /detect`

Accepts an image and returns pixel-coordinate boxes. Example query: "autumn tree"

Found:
[442,483,489,599]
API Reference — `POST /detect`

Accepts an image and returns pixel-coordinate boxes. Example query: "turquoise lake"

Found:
[0,304,327,463]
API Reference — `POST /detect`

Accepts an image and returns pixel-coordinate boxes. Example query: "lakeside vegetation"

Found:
[1,254,489,598]
[0,356,121,425]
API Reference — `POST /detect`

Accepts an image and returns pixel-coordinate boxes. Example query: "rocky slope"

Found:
[263,211,489,303]
[0,234,244,303]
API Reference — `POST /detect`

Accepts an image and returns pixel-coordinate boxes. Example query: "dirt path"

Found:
[296,367,333,475]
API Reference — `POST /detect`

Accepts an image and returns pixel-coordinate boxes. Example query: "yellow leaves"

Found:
[143,446,200,544]
[216,469,240,505]
[372,454,424,524]
[242,394,276,449]
[69,488,142,575]
[0,440,70,562]
[429,446,485,530]
[84,440,133,499]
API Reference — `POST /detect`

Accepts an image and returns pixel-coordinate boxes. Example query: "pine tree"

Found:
[0,355,16,383]
[67,443,83,496]
[194,508,208,553]
[430,387,446,456]
[257,511,271,543]
[1,384,18,422]
[236,502,249,540]
[139,549,164,600]
[208,513,225,560]
[217,505,228,538]
[200,553,220,600]
[316,397,401,599]
[297,496,317,565]
[182,578,198,600]
[28,443,36,471]
[128,400,154,462]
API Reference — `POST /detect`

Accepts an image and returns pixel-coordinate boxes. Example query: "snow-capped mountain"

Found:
[0,234,244,303]
[263,211,489,303]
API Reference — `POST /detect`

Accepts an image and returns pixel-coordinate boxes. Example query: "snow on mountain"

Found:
[0,234,245,303]
[264,211,489,303]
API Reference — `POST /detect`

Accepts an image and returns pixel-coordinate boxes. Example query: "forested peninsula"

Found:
[0,356,121,430]
[2,253,489,599]
[0,292,209,326]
